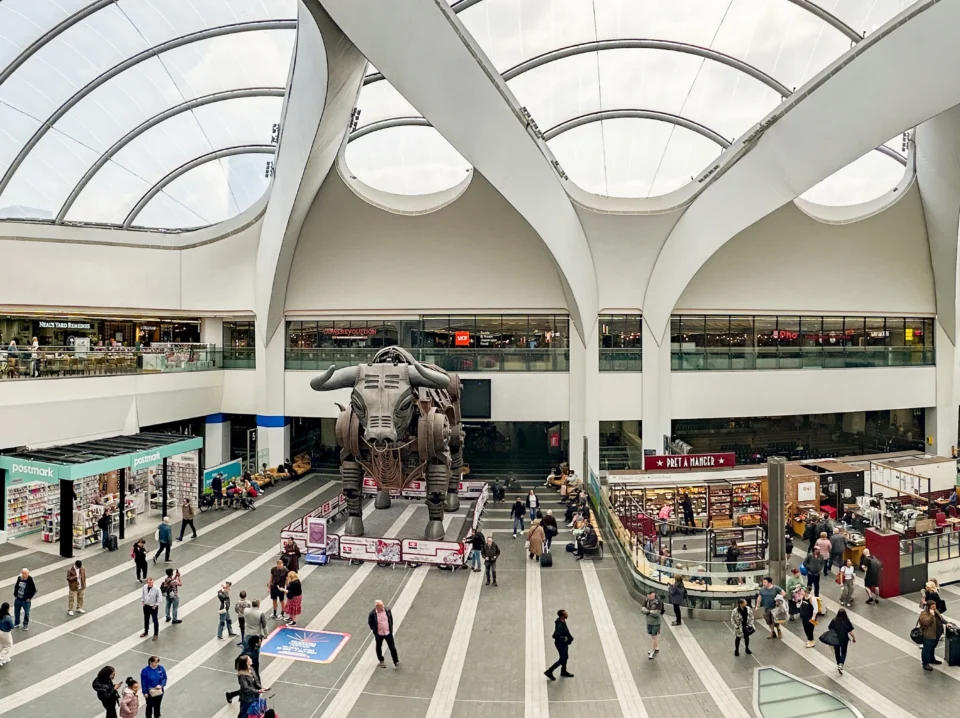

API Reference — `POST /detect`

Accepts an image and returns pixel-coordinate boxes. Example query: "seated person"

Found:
[243,479,260,497]
[248,475,263,494]
[283,458,298,478]
[950,489,959,508]
[575,524,598,560]
[564,502,577,526]
[274,462,287,475]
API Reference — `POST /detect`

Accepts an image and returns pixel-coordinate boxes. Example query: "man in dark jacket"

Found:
[481,536,500,586]
[680,494,695,534]
[511,498,525,538]
[469,532,484,572]
[544,609,574,680]
[368,600,399,668]
[13,568,37,629]
[541,510,559,551]
[828,528,846,575]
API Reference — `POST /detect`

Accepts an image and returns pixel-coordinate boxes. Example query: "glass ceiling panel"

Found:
[819,0,918,36]
[131,182,213,230]
[800,143,906,206]
[345,126,470,196]
[548,118,722,198]
[355,79,419,128]
[0,0,295,230]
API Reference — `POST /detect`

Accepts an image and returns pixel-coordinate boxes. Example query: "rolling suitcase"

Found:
[540,552,553,568]
[946,625,960,667]
[108,535,118,552]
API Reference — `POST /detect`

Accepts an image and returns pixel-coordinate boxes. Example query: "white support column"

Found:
[255,322,289,467]
[204,415,230,468]
[568,321,593,477]
[200,318,223,347]
[641,317,671,455]
[930,318,959,456]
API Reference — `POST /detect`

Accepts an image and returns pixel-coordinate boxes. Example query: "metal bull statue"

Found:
[310,347,464,539]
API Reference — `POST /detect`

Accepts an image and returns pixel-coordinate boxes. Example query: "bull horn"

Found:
[409,360,449,389]
[310,365,359,391]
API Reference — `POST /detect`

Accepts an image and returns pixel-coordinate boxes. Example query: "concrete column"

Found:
[567,319,598,477]
[767,457,787,587]
[931,318,959,456]
[200,318,223,346]
[204,414,231,468]
[259,420,291,466]
[255,322,288,467]
[641,316,671,454]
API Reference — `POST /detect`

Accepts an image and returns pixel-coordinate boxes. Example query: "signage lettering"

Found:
[38,320,92,330]
[322,328,376,336]
[454,331,471,346]
[643,453,737,471]
[133,451,162,467]
[11,463,54,478]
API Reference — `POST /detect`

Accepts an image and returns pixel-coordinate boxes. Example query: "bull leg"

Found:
[375,489,392,510]
[444,446,463,513]
[341,459,364,536]
[425,462,448,540]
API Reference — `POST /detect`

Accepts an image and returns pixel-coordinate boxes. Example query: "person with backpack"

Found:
[542,509,558,552]
[235,590,252,645]
[98,509,112,550]
[161,568,182,624]
[469,531,484,572]
[153,517,173,564]
[861,549,882,604]
[92,665,122,718]
[641,591,664,659]
[133,539,149,584]
[667,576,687,626]
[544,609,574,680]
[211,472,224,510]
[481,536,500,586]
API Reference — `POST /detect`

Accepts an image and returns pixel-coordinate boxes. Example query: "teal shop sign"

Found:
[0,457,61,484]
[131,448,164,470]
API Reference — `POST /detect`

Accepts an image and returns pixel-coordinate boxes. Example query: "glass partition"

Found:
[599,314,642,371]
[671,315,935,370]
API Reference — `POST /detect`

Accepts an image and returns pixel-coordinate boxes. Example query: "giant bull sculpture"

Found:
[310,346,464,539]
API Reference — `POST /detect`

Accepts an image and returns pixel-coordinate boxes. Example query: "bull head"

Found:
[311,358,450,448]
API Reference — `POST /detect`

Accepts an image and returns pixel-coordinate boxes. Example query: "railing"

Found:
[285,347,569,372]
[671,346,934,371]
[223,346,256,369]
[0,345,223,379]
[599,348,642,371]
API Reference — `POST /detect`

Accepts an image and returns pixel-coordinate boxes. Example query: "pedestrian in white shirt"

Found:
[140,577,161,641]
[839,559,857,607]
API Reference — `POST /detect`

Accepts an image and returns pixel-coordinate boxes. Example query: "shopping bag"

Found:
[799,564,808,576]
[910,619,923,645]
[524,540,530,551]
[835,572,843,585]
[818,629,840,646]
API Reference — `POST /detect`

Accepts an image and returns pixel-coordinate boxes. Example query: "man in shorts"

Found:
[268,559,289,620]
[640,591,664,659]
[755,576,785,639]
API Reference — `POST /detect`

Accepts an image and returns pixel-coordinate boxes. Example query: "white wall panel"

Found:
[134,372,224,427]
[221,369,257,415]
[672,366,936,420]
[285,173,568,313]
[180,223,259,312]
[597,372,643,421]
[677,184,934,314]
[284,369,570,422]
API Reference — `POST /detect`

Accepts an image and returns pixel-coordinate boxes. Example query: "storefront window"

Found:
[729,316,753,348]
[679,315,705,350]
[865,317,887,346]
[755,317,776,347]
[844,317,866,347]
[223,321,255,348]
[887,317,905,347]
[821,317,844,347]
[705,316,730,348]
[800,316,821,346]
[775,317,801,347]
[904,317,925,346]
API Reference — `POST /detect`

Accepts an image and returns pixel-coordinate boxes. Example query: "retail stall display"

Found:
[708,486,733,525]
[168,453,199,505]
[7,481,58,536]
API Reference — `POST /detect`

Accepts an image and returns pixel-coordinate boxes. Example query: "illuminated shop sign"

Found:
[38,320,93,330]
[322,328,377,336]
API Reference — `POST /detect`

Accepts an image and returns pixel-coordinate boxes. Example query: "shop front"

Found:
[0,314,201,349]
[0,433,202,557]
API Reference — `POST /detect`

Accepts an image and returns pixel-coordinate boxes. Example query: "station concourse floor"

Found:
[0,475,954,718]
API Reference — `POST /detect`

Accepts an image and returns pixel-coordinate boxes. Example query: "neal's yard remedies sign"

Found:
[643,453,737,471]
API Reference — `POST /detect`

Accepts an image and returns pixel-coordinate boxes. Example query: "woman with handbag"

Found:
[838,559,856,607]
[730,597,754,656]
[140,655,168,718]
[826,608,856,674]
[527,520,546,562]
[798,590,817,648]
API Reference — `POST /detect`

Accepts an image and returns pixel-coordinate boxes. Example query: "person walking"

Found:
[235,590,252,644]
[658,503,673,537]
[799,590,817,647]
[368,599,399,668]
[526,489,540,521]
[756,576,785,639]
[92,666,122,718]
[827,608,856,674]
[786,567,804,621]
[814,532,832,575]
[133,539,149,584]
[67,559,87,616]
[161,568,181,624]
[153,517,173,563]
[511,497,525,538]
[0,602,13,665]
[544,609,574,680]
[829,528,846,575]
[98,509,112,550]
[920,580,946,613]
[141,577,161,641]
[140,655,167,718]
[469,531,484,572]
[481,536,500,586]
[680,493,695,533]
[234,654,266,718]
[527,519,546,562]
[542,509,558,552]
[802,548,824,597]
[243,600,268,648]
[725,541,740,582]
[918,600,945,671]
[217,582,238,639]
[241,634,262,678]
[641,591,664,659]
[731,597,754,656]
[268,559,288,620]
[118,678,140,718]
[839,559,856,607]
[284,572,302,626]
[12,568,36,630]
[177,498,197,541]
[861,549,882,604]
[668,575,687,626]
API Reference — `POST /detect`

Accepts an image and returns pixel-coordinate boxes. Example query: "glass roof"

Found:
[349,0,914,203]
[755,667,862,718]
[0,0,296,231]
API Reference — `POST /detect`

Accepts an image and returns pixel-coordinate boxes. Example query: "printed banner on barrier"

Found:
[458,481,486,498]
[339,535,402,563]
[203,459,242,491]
[363,478,485,498]
[307,517,327,549]
[260,626,350,664]
[401,539,465,566]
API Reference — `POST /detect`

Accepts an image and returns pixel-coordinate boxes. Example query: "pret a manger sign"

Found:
[643,453,737,471]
